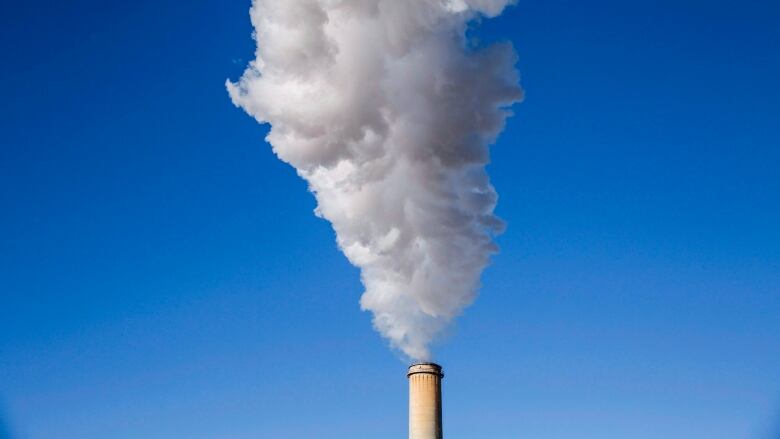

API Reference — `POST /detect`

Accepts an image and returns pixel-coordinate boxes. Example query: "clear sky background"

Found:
[1,1,779,438]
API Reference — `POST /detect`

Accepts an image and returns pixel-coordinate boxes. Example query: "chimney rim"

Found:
[407,362,444,378]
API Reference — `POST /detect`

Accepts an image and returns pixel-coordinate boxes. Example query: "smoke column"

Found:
[227,0,522,360]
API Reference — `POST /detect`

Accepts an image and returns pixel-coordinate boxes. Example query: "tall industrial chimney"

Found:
[407,363,444,439]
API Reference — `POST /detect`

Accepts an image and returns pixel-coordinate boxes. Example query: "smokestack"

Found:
[408,363,444,439]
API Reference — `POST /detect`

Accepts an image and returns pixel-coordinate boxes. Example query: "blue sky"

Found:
[1,1,779,438]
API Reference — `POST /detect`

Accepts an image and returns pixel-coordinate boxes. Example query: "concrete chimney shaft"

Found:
[407,363,444,439]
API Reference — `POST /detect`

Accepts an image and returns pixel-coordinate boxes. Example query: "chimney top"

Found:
[407,362,444,378]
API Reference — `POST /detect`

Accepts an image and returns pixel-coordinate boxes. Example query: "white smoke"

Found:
[227,0,522,360]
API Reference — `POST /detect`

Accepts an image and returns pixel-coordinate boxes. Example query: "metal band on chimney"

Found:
[407,363,444,378]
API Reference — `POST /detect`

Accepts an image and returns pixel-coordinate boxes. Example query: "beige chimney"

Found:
[407,363,444,439]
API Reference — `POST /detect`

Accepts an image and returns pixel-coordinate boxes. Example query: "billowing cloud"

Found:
[228,0,522,360]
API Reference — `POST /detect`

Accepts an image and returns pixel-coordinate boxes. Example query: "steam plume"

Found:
[227,0,522,360]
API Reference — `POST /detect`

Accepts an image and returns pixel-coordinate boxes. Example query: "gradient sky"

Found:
[1,1,779,438]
